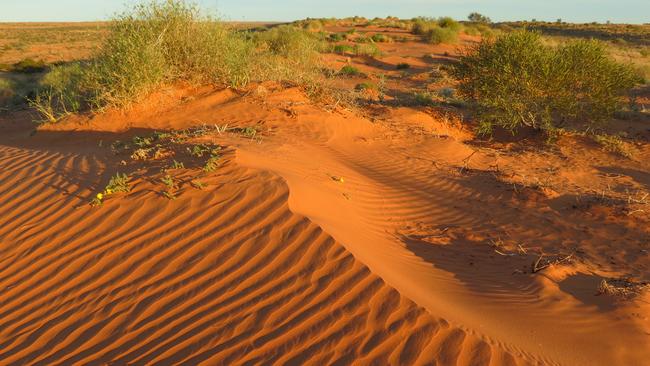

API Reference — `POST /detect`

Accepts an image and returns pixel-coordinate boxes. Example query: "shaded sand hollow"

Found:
[0,85,649,365]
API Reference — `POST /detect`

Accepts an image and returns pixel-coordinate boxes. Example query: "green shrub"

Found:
[29,62,86,122]
[254,25,324,84]
[592,133,633,157]
[11,58,47,73]
[30,0,326,121]
[355,82,378,91]
[371,33,392,43]
[451,30,642,135]
[256,25,324,57]
[354,43,381,57]
[428,27,459,44]
[437,17,461,32]
[301,19,324,32]
[332,44,355,54]
[339,65,363,76]
[412,17,461,44]
[84,0,255,108]
[328,33,347,42]
[468,12,491,24]
[412,18,437,35]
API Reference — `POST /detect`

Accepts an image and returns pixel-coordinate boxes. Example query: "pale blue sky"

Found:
[0,0,648,24]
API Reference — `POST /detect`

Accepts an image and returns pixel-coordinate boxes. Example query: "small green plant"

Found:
[413,92,435,106]
[161,174,177,190]
[592,134,633,157]
[92,172,131,206]
[187,144,211,157]
[332,44,355,54]
[191,180,206,189]
[339,65,363,76]
[428,27,458,44]
[354,44,381,57]
[171,160,185,169]
[328,33,347,42]
[106,173,131,194]
[371,33,392,43]
[355,82,378,91]
[131,148,151,160]
[133,136,154,147]
[162,191,177,200]
[204,155,220,172]
[11,58,47,73]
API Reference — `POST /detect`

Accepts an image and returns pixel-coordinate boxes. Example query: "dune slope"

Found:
[0,85,648,365]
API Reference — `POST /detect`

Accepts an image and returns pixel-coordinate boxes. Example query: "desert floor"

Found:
[0,24,649,366]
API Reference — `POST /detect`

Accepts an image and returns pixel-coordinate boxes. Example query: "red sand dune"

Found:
[0,84,648,365]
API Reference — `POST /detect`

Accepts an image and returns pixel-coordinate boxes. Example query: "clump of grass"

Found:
[371,33,392,43]
[203,155,220,172]
[413,91,435,106]
[354,44,381,57]
[332,44,355,54]
[328,33,347,42]
[592,133,633,157]
[411,16,462,45]
[11,58,47,73]
[355,82,378,91]
[427,27,459,45]
[339,65,363,77]
[31,1,326,121]
[29,63,86,122]
[451,30,643,135]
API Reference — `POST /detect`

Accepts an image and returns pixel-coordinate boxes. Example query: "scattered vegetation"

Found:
[339,65,363,77]
[92,172,131,206]
[592,133,634,157]
[411,17,462,45]
[30,0,325,122]
[451,30,643,135]
[468,12,492,24]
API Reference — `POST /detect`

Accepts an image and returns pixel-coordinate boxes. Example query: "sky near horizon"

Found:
[0,0,648,24]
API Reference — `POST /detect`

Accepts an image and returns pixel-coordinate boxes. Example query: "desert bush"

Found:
[451,30,642,135]
[254,25,324,84]
[412,17,461,44]
[332,44,355,54]
[428,27,459,44]
[412,18,437,35]
[328,33,347,42]
[468,12,491,24]
[396,63,410,70]
[371,33,392,43]
[256,25,324,57]
[84,0,255,108]
[339,65,363,76]
[355,82,378,91]
[31,0,327,121]
[592,133,633,157]
[437,17,461,32]
[11,58,48,73]
[354,43,382,57]
[29,62,86,122]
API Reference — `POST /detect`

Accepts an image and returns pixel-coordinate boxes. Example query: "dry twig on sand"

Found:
[532,252,574,273]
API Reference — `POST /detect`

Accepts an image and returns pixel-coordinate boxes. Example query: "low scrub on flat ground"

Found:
[451,30,643,135]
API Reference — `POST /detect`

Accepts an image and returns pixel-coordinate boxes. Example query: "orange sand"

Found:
[1,25,649,366]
